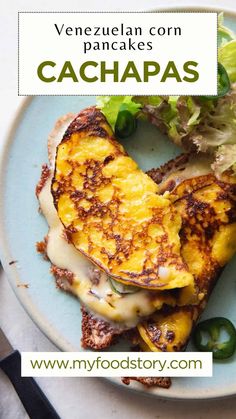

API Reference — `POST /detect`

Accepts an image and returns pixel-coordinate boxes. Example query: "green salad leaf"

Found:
[219,41,236,83]
[140,96,201,146]
[139,86,236,175]
[212,144,236,176]
[218,12,235,45]
[96,96,141,130]
[218,13,236,83]
[188,87,236,153]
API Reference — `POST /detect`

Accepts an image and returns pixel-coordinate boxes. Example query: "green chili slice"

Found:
[202,63,231,100]
[193,317,236,360]
[109,277,140,295]
[115,109,137,138]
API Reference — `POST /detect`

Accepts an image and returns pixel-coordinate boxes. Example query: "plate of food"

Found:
[1,11,236,400]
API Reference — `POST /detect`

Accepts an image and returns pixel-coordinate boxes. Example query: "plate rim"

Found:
[1,6,236,400]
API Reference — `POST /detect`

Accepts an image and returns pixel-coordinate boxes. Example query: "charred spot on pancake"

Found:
[146,153,191,186]
[81,307,123,350]
[50,265,74,287]
[36,164,51,197]
[36,236,48,260]
[122,376,171,388]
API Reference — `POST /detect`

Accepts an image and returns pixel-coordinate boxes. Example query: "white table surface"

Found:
[1,1,236,418]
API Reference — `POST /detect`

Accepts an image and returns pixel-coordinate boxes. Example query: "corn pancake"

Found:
[52,107,193,290]
[37,114,193,330]
[138,156,236,351]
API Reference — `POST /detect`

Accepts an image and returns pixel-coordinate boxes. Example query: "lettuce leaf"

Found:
[212,144,236,176]
[139,87,236,175]
[218,12,235,46]
[217,13,236,82]
[188,87,236,153]
[96,96,141,130]
[140,96,201,146]
[219,40,236,83]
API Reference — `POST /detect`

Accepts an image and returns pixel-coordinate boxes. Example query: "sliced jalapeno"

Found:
[109,277,139,295]
[193,317,236,360]
[202,63,230,101]
[115,109,137,138]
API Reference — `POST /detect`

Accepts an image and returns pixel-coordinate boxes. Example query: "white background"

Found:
[1,1,236,419]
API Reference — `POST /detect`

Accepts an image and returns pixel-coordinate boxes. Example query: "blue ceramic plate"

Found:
[1,11,236,400]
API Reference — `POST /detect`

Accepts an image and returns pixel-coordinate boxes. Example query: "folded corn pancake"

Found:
[36,113,188,330]
[137,155,236,352]
[51,107,193,291]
